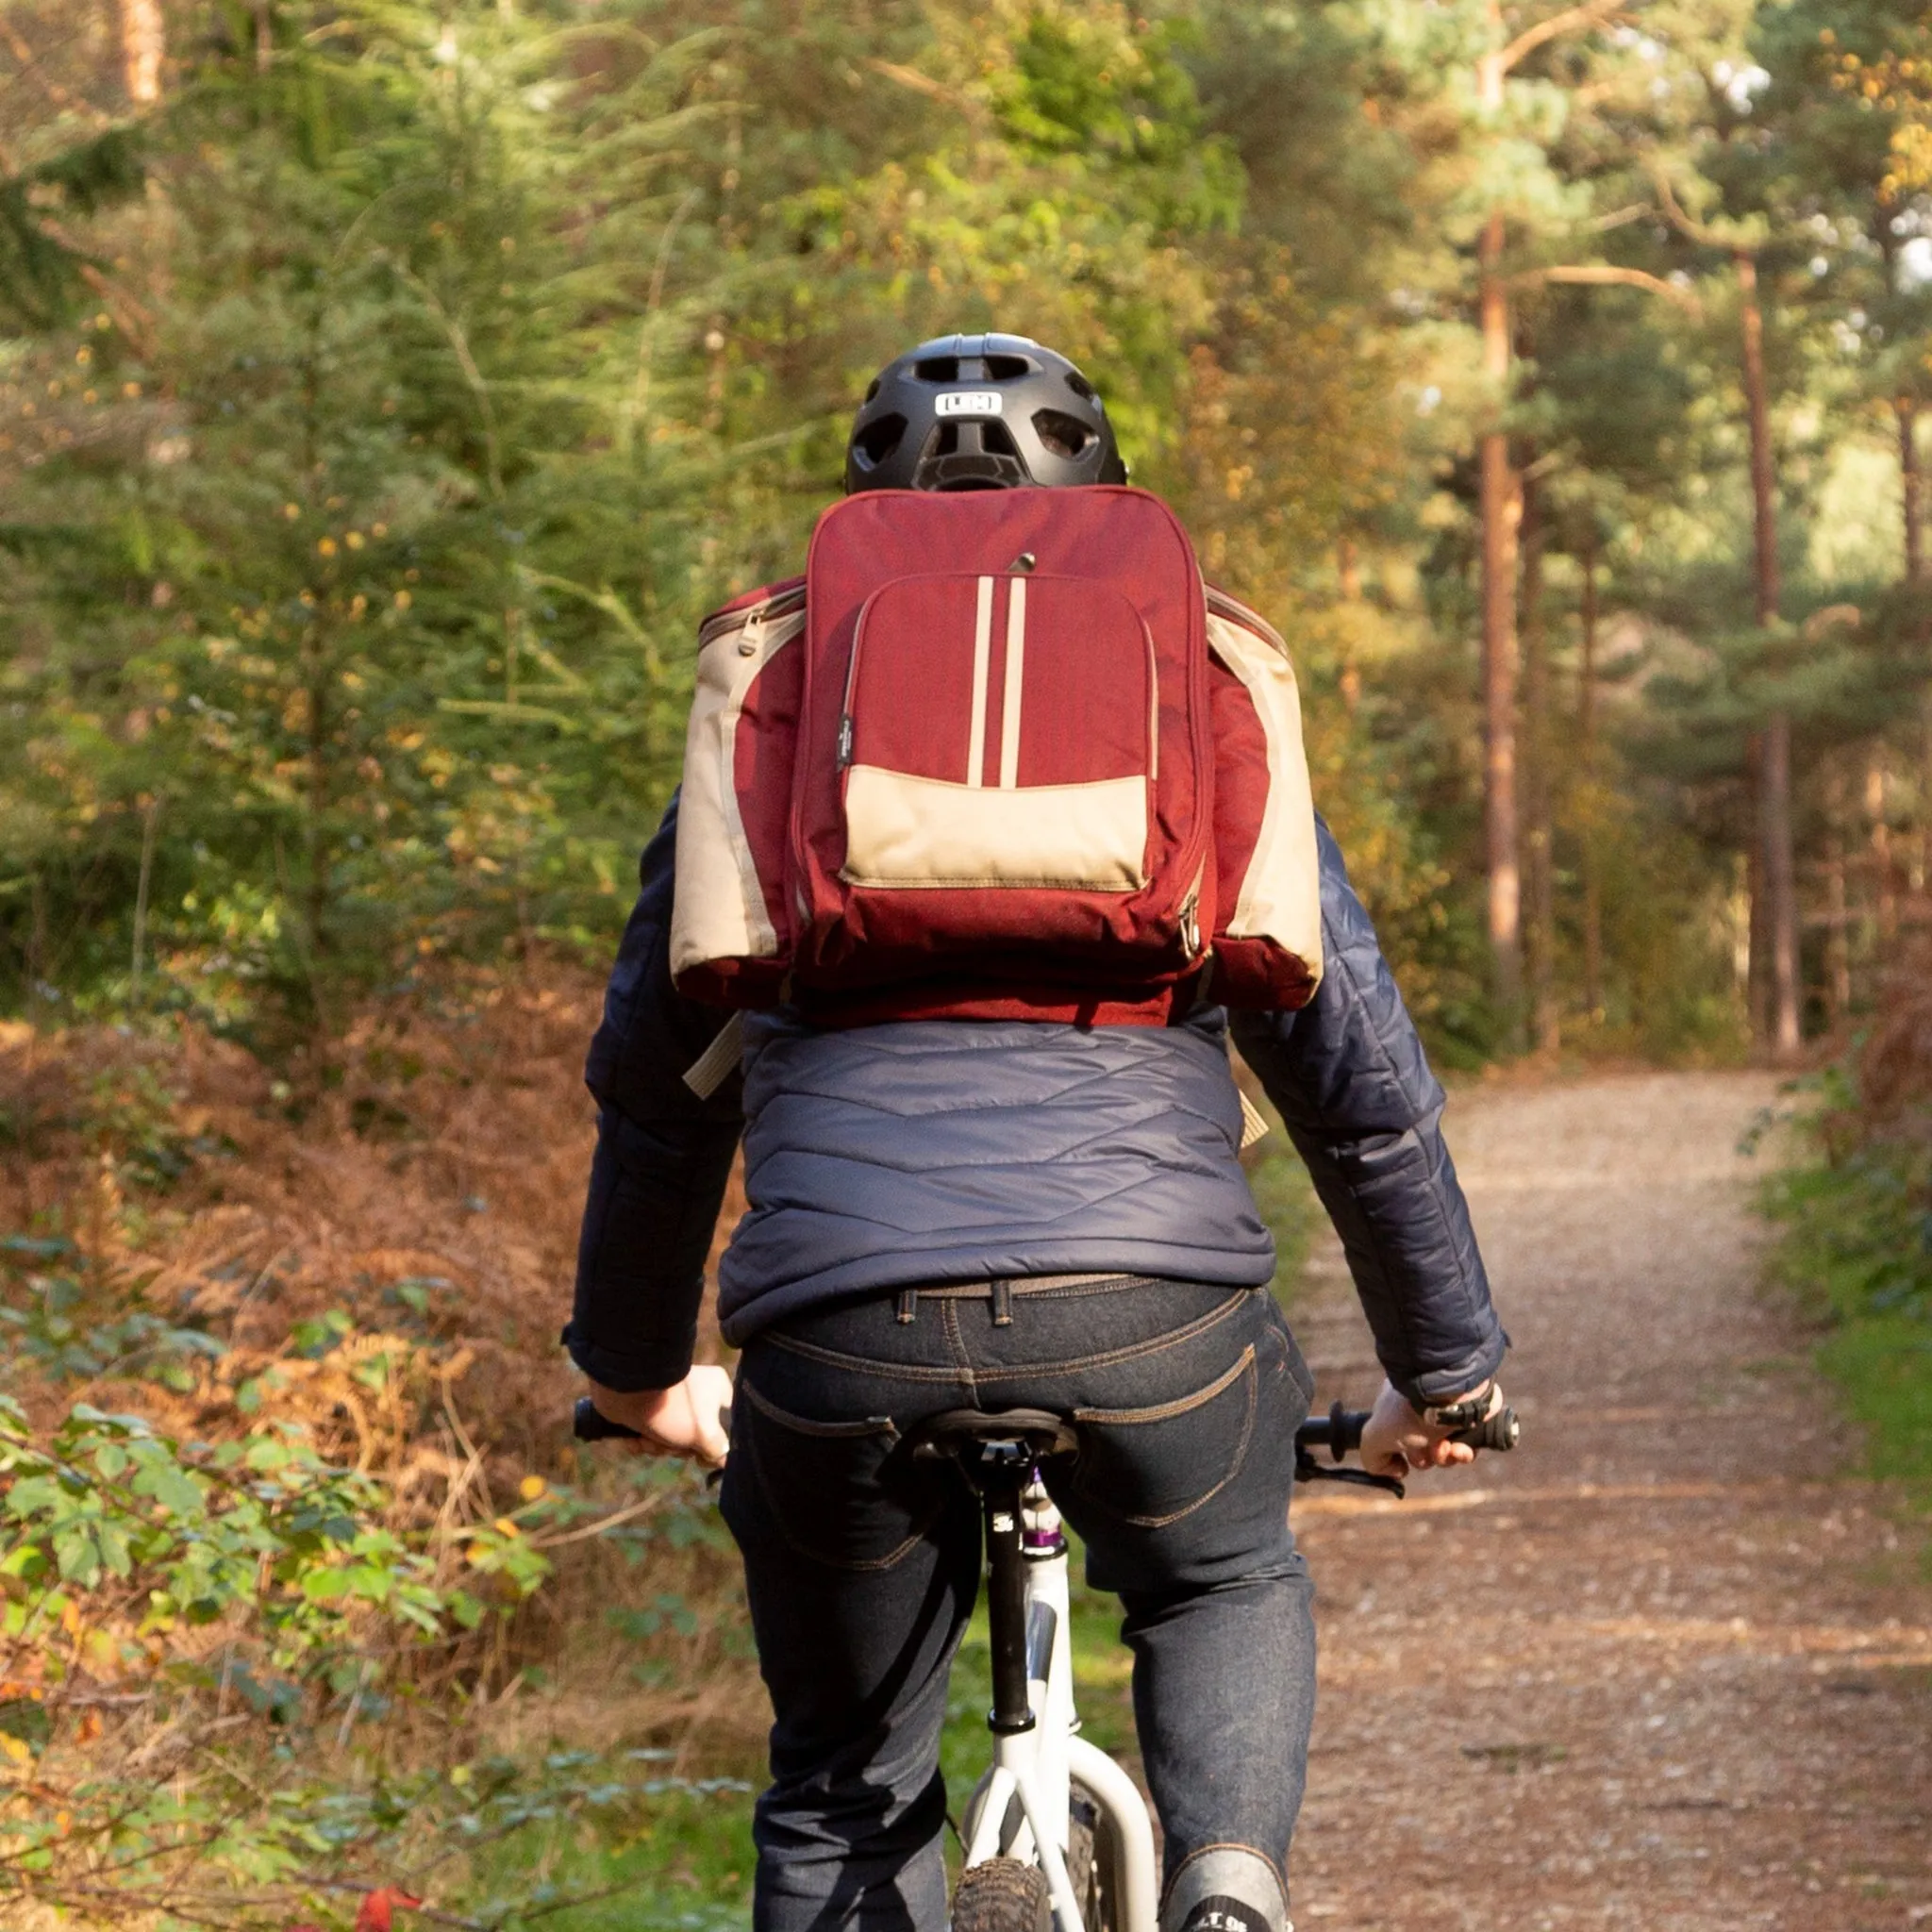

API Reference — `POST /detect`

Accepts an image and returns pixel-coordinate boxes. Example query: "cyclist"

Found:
[566,334,1508,1932]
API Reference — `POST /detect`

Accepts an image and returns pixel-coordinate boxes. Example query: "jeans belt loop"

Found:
[990,1278,1014,1326]
[894,1287,919,1325]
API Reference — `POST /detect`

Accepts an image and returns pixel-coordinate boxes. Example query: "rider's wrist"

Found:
[1414,1382,1494,1432]
[590,1382,678,1426]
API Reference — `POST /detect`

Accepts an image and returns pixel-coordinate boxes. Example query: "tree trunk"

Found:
[1521,475,1558,1055]
[301,614,334,1040]
[1900,396,1924,587]
[1578,530,1603,1023]
[1823,764,1850,1029]
[1867,755,1896,947]
[1746,734,1770,1047]
[1761,713,1802,1056]
[120,0,163,103]
[1737,251,1801,1062]
[130,796,160,1006]
[1900,401,1932,928]
[1337,539,1362,711]
[1477,22,1522,1041]
[1479,208,1522,1038]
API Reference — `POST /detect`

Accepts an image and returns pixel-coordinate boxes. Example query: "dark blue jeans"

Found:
[719,1276,1318,1932]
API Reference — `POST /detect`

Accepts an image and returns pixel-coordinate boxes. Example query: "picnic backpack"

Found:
[669,486,1323,1024]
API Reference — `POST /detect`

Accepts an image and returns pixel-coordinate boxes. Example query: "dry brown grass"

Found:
[1862,939,1932,1131]
[0,957,763,1775]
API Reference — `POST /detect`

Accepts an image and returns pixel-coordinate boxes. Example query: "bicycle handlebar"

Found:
[574,1395,644,1442]
[1294,1398,1521,1458]
[576,1392,1522,1456]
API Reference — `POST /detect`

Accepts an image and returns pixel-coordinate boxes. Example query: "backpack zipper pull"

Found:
[837,715,855,767]
[1008,552,1037,574]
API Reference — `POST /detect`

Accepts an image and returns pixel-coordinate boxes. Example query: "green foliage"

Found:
[0,126,145,332]
[0,1368,741,1919]
[0,1395,493,1673]
[0,1241,226,1391]
[1767,1099,1932,1329]
[1765,1069,1932,1491]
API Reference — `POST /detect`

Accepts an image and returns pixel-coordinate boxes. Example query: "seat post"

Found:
[979,1445,1036,1736]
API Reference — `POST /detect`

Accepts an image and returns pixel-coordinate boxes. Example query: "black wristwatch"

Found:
[1418,1387,1494,1432]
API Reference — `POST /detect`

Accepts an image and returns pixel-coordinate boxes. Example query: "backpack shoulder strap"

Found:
[1204,584,1290,659]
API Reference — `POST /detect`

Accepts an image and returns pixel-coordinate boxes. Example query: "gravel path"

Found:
[1285,1071,1932,1932]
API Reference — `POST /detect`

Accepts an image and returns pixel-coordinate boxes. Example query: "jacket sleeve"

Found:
[564,792,744,1391]
[1229,816,1507,1408]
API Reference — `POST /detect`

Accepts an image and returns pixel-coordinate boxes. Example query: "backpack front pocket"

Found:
[838,572,1154,891]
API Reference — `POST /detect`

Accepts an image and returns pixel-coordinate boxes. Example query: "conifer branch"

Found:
[1513,263,1704,315]
[1650,164,1741,252]
[378,256,505,502]
[1498,0,1624,76]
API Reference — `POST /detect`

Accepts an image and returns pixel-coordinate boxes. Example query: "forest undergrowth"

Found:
[1765,941,1932,1512]
[0,963,773,1928]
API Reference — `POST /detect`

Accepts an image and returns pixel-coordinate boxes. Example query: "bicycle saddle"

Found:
[908,1408,1079,1461]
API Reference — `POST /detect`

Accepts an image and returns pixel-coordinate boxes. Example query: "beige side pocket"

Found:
[1206,609,1324,987]
[670,605,806,980]
[841,766,1148,891]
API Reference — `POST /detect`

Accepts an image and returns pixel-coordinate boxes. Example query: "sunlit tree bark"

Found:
[121,0,163,103]
[1737,252,1801,1064]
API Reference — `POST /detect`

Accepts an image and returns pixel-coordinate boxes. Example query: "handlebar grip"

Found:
[1449,1405,1520,1453]
[574,1394,643,1442]
[572,1395,737,1450]
[1292,1401,1368,1458]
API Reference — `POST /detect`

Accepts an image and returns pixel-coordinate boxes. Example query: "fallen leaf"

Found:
[354,1889,425,1932]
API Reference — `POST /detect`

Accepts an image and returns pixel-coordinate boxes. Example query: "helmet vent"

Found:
[1032,409,1095,460]
[852,413,908,469]
[846,336,1121,493]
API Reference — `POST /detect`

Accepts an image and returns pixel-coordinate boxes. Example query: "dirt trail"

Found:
[1285,1071,1932,1932]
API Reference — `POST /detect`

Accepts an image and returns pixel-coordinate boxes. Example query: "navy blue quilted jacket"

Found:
[566,796,1506,1408]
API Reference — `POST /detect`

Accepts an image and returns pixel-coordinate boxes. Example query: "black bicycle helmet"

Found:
[844,332,1129,493]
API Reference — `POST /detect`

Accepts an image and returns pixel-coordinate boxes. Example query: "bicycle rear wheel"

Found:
[1065,1786,1121,1932]
[954,1857,1052,1932]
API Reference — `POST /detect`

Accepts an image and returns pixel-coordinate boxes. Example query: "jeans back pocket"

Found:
[1068,1343,1259,1529]
[731,1379,941,1573]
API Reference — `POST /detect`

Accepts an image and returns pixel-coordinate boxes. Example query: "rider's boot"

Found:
[1160,1846,1291,1932]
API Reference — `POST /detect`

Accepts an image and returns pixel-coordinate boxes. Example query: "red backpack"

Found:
[670,487,1322,1024]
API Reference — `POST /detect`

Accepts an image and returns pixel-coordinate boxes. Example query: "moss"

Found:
[1765,1102,1932,1501]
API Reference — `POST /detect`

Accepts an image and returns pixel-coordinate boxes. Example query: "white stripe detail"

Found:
[998,575,1026,790]
[682,1011,746,1099]
[968,575,993,789]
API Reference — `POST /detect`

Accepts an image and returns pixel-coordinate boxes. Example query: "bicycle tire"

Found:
[953,1857,1052,1932]
[1067,1784,1120,1932]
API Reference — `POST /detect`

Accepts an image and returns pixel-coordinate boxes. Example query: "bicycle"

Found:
[574,1391,1520,1932]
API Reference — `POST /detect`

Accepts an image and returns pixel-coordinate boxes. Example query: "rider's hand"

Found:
[1358,1376,1499,1479]
[586,1366,733,1469]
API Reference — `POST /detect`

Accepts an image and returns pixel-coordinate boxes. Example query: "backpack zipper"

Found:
[837,588,884,769]
[1180,874,1202,958]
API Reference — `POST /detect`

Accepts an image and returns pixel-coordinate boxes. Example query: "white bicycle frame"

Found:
[959,1475,1159,1932]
